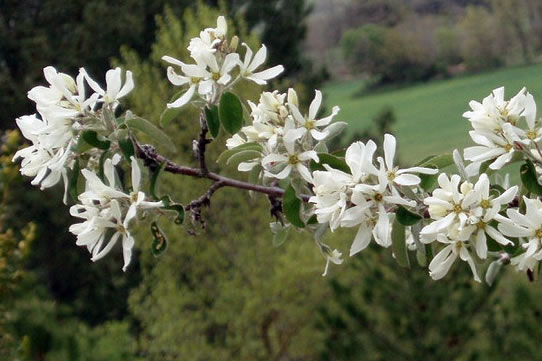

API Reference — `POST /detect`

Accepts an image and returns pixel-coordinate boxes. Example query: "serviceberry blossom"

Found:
[499,197,542,272]
[163,16,283,109]
[311,135,436,257]
[70,157,162,271]
[420,173,517,281]
[239,43,284,85]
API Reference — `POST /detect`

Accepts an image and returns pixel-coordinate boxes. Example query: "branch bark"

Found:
[135,142,311,202]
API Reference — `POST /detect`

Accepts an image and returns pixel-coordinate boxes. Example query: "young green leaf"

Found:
[416,153,454,168]
[391,219,410,268]
[205,105,220,138]
[69,158,80,204]
[216,142,263,164]
[150,162,167,200]
[160,196,185,225]
[219,92,243,134]
[118,137,135,160]
[310,153,350,173]
[225,150,262,167]
[283,183,305,228]
[520,160,542,196]
[159,90,184,127]
[396,206,422,226]
[151,221,168,256]
[126,115,176,152]
[270,223,291,247]
[81,130,111,150]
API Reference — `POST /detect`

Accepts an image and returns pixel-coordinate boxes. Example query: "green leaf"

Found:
[69,159,80,203]
[416,153,454,168]
[151,221,168,257]
[270,223,291,247]
[160,196,185,225]
[225,150,262,167]
[283,184,305,228]
[219,92,243,134]
[159,90,184,127]
[81,130,111,150]
[310,153,350,173]
[248,164,262,185]
[118,137,135,160]
[396,206,422,226]
[520,160,542,196]
[216,142,263,164]
[97,151,109,182]
[126,115,176,152]
[150,162,166,200]
[74,133,94,154]
[391,219,410,268]
[419,173,439,192]
[205,105,220,138]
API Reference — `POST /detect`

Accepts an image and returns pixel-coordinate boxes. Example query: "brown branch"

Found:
[135,142,311,201]
[195,111,211,176]
[185,180,226,229]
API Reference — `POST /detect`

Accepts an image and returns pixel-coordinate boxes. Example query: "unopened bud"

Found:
[287,88,298,107]
[229,36,239,52]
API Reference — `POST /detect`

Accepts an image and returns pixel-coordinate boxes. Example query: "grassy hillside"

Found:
[324,64,542,164]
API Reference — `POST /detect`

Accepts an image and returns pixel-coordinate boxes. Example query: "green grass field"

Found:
[324,64,542,164]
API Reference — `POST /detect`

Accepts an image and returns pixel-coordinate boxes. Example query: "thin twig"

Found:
[135,142,310,201]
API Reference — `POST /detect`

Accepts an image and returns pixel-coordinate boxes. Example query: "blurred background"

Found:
[2,0,542,360]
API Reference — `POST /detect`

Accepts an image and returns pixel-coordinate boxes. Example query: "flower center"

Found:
[527,130,538,140]
[374,193,383,202]
[536,229,542,239]
[387,170,396,181]
[288,154,300,165]
[503,143,513,152]
[480,199,491,209]
[191,77,201,84]
[305,120,315,130]
[453,203,462,214]
[130,192,138,203]
[212,72,221,81]
[117,223,126,234]
[476,221,486,230]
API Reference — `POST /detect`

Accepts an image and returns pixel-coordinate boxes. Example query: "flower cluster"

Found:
[420,173,518,281]
[14,66,134,200]
[310,134,437,257]
[14,15,542,286]
[70,157,163,271]
[464,87,540,171]
[163,16,284,108]
[226,89,342,183]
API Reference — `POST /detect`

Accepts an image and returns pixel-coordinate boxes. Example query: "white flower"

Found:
[288,90,340,141]
[124,156,164,226]
[420,174,473,242]
[428,234,480,282]
[499,197,542,271]
[379,134,438,187]
[464,124,519,170]
[239,43,284,85]
[517,93,542,143]
[457,174,517,259]
[262,140,318,183]
[310,167,352,231]
[70,199,135,271]
[188,16,227,61]
[463,86,527,133]
[321,246,343,276]
[83,67,134,105]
